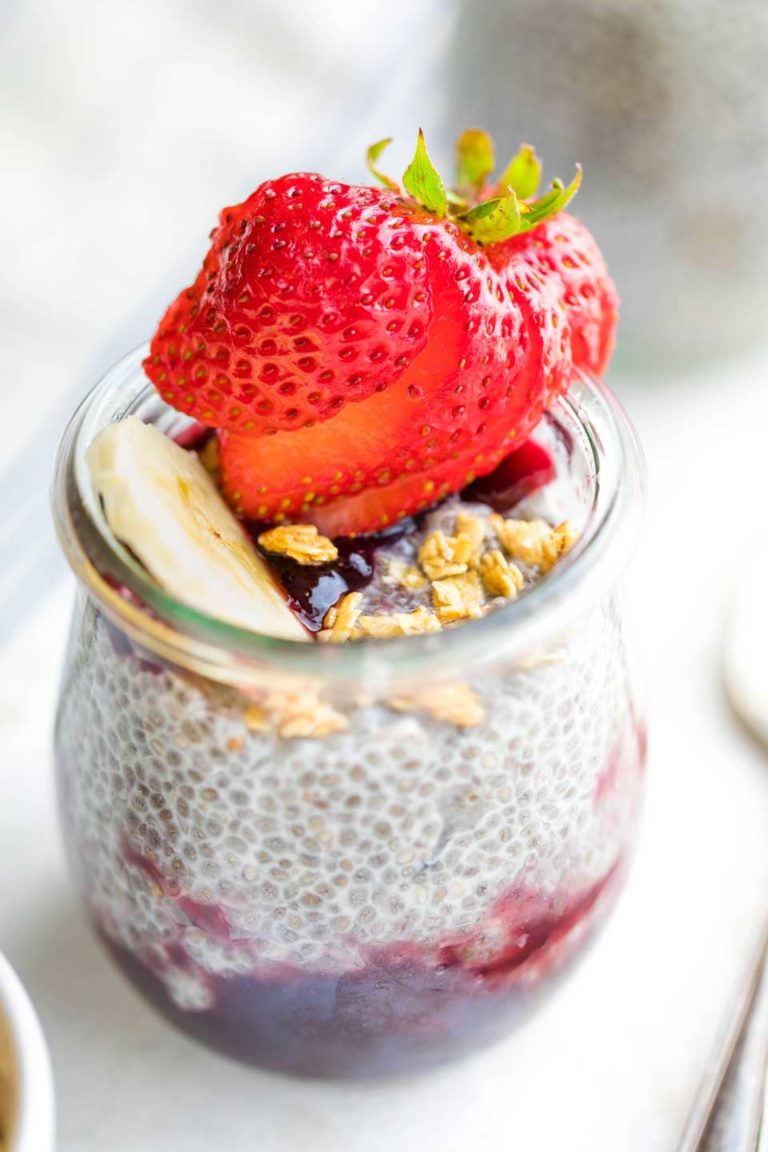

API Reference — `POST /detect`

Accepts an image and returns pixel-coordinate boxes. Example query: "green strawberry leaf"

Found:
[446,188,470,211]
[363,129,582,242]
[402,129,447,217]
[366,138,401,193]
[459,188,522,243]
[456,128,496,193]
[498,144,542,200]
[518,164,582,230]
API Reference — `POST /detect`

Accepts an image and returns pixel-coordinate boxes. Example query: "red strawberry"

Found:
[218,222,572,534]
[145,174,437,436]
[490,212,618,377]
[146,130,615,536]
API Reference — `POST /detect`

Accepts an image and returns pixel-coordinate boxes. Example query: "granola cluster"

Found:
[480,549,525,598]
[382,561,427,590]
[389,682,485,727]
[490,515,577,574]
[318,509,577,643]
[244,691,348,739]
[258,523,339,566]
[249,509,577,736]
[418,529,476,580]
[240,674,484,739]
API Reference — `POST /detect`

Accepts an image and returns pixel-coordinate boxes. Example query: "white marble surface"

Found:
[2,2,768,1148]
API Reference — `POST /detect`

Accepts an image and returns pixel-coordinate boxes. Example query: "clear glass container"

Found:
[52,346,646,1078]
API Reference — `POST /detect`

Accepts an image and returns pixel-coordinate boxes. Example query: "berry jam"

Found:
[57,578,645,1076]
[240,439,556,633]
[248,523,412,634]
[465,438,556,513]
[99,859,624,1078]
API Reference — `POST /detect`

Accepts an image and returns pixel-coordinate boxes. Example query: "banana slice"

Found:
[87,416,308,642]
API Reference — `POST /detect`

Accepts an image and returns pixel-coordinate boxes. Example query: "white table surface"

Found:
[2,350,768,1152]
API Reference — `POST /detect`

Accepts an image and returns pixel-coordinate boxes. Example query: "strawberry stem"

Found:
[459,188,522,243]
[455,129,495,195]
[497,144,542,200]
[364,128,581,244]
[517,165,582,231]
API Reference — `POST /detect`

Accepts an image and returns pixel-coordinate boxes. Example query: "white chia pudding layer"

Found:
[56,583,642,1015]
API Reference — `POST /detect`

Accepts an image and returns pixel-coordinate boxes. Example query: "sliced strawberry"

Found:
[491,212,618,376]
[147,129,615,538]
[220,238,571,532]
[218,293,468,523]
[303,441,513,538]
[145,175,436,435]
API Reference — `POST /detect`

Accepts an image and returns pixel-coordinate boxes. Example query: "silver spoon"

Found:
[677,923,768,1151]
[677,570,768,1150]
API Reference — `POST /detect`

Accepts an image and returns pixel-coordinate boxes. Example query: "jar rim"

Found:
[52,345,645,685]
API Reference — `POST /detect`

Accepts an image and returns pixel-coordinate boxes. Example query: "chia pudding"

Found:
[52,129,645,1076]
[54,356,644,1077]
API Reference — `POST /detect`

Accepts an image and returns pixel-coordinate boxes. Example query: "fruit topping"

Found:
[87,416,308,641]
[487,211,618,377]
[145,129,617,536]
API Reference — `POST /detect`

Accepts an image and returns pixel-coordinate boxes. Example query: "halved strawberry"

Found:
[147,129,614,536]
[220,231,571,533]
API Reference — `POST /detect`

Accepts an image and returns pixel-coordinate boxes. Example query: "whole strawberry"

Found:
[145,130,617,535]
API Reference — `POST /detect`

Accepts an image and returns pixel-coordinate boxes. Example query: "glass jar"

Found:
[52,347,646,1078]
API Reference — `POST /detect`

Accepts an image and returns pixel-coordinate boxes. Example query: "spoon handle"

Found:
[678,924,768,1151]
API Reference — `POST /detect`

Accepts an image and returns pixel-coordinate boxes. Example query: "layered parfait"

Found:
[54,130,645,1077]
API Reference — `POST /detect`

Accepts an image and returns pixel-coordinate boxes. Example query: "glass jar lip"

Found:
[52,344,646,683]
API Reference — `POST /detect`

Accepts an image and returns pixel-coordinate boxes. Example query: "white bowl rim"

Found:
[0,952,55,1152]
